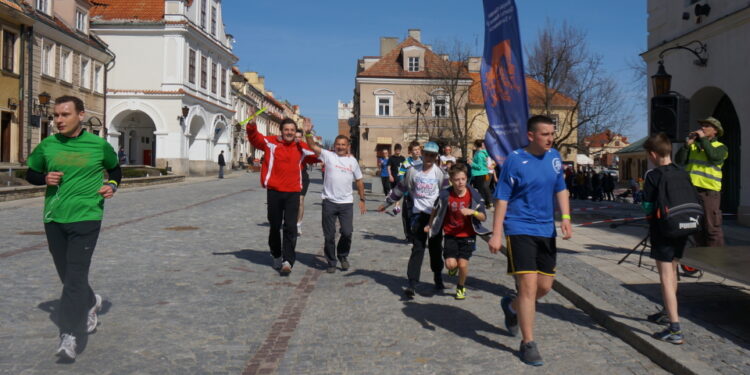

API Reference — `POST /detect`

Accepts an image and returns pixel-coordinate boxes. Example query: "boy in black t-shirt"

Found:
[642,132,688,345]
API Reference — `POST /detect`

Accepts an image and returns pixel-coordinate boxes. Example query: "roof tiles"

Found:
[358,37,471,80]
[90,0,165,21]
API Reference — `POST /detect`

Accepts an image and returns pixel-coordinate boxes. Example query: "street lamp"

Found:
[651,61,672,96]
[35,92,51,117]
[406,99,430,141]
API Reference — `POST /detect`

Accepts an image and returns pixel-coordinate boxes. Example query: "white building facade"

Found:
[643,1,748,225]
[90,0,237,175]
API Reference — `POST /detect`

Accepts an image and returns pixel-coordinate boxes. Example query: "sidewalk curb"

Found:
[553,274,716,375]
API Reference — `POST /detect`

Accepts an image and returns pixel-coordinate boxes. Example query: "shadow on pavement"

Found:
[37,298,113,360]
[361,232,407,245]
[344,269,412,301]
[536,302,609,333]
[212,248,328,271]
[622,282,750,350]
[401,303,515,353]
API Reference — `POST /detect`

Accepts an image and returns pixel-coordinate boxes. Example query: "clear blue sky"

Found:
[223,1,647,142]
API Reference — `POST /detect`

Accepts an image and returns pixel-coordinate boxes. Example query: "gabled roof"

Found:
[468,73,576,108]
[615,136,647,154]
[90,0,165,21]
[585,130,629,148]
[358,37,471,80]
[0,0,22,12]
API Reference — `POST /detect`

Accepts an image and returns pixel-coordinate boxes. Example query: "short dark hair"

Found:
[527,115,555,132]
[473,139,484,148]
[394,143,402,151]
[55,95,85,113]
[279,118,297,131]
[408,140,420,152]
[295,128,303,135]
[644,132,672,157]
[448,163,469,179]
[334,135,350,144]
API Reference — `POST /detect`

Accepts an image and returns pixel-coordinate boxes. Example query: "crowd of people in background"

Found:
[564,166,617,202]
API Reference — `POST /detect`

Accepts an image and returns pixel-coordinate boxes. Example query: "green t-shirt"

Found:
[27,131,119,223]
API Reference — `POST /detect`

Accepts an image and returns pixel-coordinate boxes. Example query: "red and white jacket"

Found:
[246,122,317,192]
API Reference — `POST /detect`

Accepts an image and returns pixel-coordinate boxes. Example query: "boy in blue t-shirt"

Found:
[488,115,572,367]
[377,149,390,196]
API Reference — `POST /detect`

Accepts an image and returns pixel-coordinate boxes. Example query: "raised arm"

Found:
[302,122,323,156]
[246,122,269,150]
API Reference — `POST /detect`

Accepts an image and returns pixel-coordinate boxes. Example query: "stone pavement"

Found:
[0,171,667,374]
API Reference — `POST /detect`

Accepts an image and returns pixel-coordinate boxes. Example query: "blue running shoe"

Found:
[519,341,543,366]
[654,328,684,345]
[501,295,519,337]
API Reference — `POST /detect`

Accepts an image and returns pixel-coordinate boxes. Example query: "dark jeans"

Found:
[218,165,225,178]
[267,189,300,265]
[381,176,391,196]
[322,199,354,266]
[401,196,414,241]
[471,175,492,207]
[695,189,724,247]
[407,212,444,283]
[44,220,101,336]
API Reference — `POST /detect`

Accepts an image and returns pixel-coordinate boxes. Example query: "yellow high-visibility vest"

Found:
[685,141,726,191]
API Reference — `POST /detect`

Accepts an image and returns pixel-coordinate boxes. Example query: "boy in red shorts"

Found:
[426,164,490,299]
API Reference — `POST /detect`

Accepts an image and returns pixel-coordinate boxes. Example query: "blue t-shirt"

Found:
[495,148,566,237]
[378,157,389,177]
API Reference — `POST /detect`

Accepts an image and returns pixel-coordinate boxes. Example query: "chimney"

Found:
[380,37,399,56]
[408,29,421,42]
[468,57,481,72]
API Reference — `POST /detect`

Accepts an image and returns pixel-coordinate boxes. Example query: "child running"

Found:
[425,163,490,299]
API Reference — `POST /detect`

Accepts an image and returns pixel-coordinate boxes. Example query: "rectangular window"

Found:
[211,6,217,35]
[377,97,391,116]
[76,10,87,32]
[408,57,419,72]
[2,31,17,72]
[433,98,447,117]
[200,55,207,89]
[221,68,227,98]
[60,49,72,81]
[188,49,196,84]
[42,42,55,76]
[211,63,217,93]
[200,0,206,28]
[36,0,47,13]
[80,58,90,88]
[94,64,103,92]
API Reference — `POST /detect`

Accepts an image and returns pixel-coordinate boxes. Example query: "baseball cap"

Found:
[423,141,440,153]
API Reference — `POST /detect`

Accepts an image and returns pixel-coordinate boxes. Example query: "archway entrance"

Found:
[113,111,157,166]
[713,95,740,213]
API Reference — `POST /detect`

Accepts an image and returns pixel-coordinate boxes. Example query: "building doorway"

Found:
[1,112,11,162]
[713,95,740,213]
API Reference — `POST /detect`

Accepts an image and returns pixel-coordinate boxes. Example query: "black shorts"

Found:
[506,235,557,276]
[443,235,476,260]
[301,172,310,196]
[649,227,688,262]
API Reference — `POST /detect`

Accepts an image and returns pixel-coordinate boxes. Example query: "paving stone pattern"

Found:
[0,172,666,374]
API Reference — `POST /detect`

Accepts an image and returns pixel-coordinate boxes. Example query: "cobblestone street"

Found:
[1,173,668,374]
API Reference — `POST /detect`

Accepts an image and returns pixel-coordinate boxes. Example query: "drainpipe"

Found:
[18,24,31,163]
[102,45,116,139]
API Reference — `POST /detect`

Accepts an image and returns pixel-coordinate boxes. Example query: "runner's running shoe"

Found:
[393,206,401,215]
[519,341,543,366]
[653,328,684,345]
[280,261,292,275]
[56,334,77,361]
[86,294,102,333]
[647,309,669,325]
[455,286,466,300]
[501,295,519,336]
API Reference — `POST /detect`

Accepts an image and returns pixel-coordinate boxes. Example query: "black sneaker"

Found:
[326,266,336,274]
[647,309,670,325]
[519,341,543,366]
[340,257,350,271]
[404,281,416,298]
[501,295,519,336]
[434,274,445,290]
[653,328,684,345]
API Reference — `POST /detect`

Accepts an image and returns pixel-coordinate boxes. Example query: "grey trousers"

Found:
[322,199,354,266]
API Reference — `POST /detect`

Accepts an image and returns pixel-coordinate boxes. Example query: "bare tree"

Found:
[526,21,633,156]
[416,40,479,157]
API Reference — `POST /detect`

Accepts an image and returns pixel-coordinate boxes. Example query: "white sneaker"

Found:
[297,223,302,236]
[280,261,292,275]
[272,257,283,270]
[56,333,77,360]
[86,294,102,333]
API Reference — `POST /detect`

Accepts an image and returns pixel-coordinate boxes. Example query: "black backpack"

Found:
[655,165,703,238]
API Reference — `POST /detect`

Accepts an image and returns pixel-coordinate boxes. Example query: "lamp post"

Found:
[651,60,672,96]
[406,99,430,141]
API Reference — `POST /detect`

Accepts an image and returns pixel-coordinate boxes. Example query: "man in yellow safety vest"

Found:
[675,116,728,246]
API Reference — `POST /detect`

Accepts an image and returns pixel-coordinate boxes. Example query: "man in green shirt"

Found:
[26,96,121,361]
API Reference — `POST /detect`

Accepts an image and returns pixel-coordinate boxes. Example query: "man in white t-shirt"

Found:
[378,141,449,297]
[304,124,366,273]
[440,145,456,170]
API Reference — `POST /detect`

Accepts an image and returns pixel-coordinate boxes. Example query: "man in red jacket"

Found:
[247,117,316,275]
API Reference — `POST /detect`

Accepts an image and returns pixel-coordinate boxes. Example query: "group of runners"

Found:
[28,94,725,367]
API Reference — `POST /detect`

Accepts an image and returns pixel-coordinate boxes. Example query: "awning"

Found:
[576,154,594,165]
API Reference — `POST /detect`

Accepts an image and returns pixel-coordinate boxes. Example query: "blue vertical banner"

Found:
[481,0,529,166]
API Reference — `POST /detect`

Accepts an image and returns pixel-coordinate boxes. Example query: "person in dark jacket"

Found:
[218,150,226,178]
[425,163,490,300]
